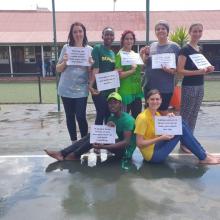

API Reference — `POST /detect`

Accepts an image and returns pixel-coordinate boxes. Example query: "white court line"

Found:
[0,153,220,158]
[0,155,48,158]
[171,153,220,156]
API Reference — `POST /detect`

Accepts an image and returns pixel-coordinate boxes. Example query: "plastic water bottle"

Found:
[100,149,108,162]
[121,148,131,170]
[87,149,97,167]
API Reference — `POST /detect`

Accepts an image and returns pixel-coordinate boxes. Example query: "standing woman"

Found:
[89,27,116,125]
[115,30,144,119]
[56,22,92,143]
[135,89,220,164]
[177,23,214,152]
[140,20,180,115]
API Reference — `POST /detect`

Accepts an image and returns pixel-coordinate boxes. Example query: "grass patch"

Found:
[204,81,220,102]
[0,80,219,104]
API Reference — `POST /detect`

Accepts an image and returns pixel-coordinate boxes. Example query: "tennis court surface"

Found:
[0,103,220,220]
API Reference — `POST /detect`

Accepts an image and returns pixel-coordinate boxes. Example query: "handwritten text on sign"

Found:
[90,125,116,144]
[189,54,211,69]
[66,46,91,66]
[120,51,144,66]
[155,116,182,135]
[152,53,176,69]
[95,71,120,91]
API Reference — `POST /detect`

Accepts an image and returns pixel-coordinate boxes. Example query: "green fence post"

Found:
[37,73,42,104]
[52,0,61,111]
[146,0,150,44]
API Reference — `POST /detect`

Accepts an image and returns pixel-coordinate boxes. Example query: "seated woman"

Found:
[44,92,136,162]
[134,89,220,164]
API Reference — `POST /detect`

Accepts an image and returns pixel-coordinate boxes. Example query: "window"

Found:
[44,46,52,59]
[24,46,36,63]
[0,46,9,64]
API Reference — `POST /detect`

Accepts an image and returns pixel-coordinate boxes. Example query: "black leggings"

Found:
[126,98,142,119]
[61,96,88,141]
[60,134,125,159]
[61,134,92,158]
[92,93,110,125]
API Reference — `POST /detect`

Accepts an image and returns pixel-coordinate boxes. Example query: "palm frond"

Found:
[169,27,189,48]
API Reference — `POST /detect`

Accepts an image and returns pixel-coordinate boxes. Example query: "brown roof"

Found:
[0,10,219,44]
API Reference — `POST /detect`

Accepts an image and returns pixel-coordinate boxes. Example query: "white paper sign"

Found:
[95,70,120,91]
[66,46,91,66]
[90,125,116,144]
[120,51,144,66]
[152,53,176,69]
[155,116,182,135]
[189,54,211,69]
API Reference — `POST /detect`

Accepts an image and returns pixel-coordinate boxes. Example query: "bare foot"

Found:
[44,149,64,161]
[180,145,192,154]
[64,153,78,161]
[199,154,220,165]
[207,153,220,159]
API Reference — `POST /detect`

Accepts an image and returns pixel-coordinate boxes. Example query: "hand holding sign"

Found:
[66,46,91,66]
[152,53,176,69]
[140,46,150,56]
[95,71,120,91]
[189,54,212,70]
[90,125,116,144]
[159,134,175,141]
[62,53,68,64]
[155,116,182,135]
[120,51,144,66]
[161,65,176,75]
[198,65,215,75]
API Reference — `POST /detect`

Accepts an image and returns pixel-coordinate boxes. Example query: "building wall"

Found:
[202,44,220,71]
[0,43,220,75]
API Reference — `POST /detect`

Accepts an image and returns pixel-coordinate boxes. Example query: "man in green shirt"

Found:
[44,92,136,162]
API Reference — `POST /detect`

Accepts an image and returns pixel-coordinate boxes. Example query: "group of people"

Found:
[45,20,220,165]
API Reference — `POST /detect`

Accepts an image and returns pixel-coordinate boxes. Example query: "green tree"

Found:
[169,27,189,48]
[169,27,189,88]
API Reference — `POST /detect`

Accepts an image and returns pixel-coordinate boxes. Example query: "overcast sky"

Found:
[0,0,220,11]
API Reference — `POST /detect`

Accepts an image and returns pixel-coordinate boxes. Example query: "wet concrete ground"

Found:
[0,103,220,219]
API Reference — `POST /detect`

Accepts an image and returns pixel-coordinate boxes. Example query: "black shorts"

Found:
[158,93,173,111]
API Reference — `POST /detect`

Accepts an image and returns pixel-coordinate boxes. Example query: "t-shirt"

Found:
[58,44,93,98]
[92,44,115,97]
[108,112,136,158]
[115,50,143,103]
[144,41,180,93]
[134,108,160,161]
[179,44,204,86]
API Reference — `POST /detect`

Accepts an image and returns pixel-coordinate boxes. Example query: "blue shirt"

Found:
[58,44,93,98]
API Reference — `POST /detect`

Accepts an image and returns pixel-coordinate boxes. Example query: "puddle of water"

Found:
[0,157,220,220]
[0,119,10,123]
[26,109,39,111]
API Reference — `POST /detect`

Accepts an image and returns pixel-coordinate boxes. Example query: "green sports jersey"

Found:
[92,44,115,73]
[92,44,116,97]
[107,112,136,158]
